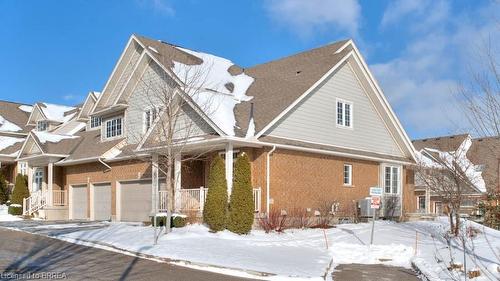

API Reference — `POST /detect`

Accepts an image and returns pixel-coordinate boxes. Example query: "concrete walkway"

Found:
[333,263,421,281]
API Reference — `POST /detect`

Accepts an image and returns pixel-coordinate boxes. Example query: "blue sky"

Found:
[0,0,498,139]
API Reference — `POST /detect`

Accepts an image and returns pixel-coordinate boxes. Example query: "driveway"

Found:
[0,226,257,281]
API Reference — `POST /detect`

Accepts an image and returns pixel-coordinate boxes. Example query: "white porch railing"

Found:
[158,187,262,213]
[52,190,67,206]
[23,190,68,215]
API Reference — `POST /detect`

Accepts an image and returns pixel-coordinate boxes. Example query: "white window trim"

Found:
[343,164,353,186]
[37,120,48,131]
[143,106,164,134]
[89,116,102,130]
[104,117,123,140]
[335,98,353,129]
[417,195,426,210]
[382,164,401,195]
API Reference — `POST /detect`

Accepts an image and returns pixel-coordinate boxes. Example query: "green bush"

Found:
[8,204,22,215]
[172,216,187,228]
[203,155,228,232]
[227,153,254,234]
[0,174,8,205]
[11,174,29,205]
[150,214,187,228]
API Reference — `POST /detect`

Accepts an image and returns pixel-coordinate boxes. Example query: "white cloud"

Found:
[265,0,361,37]
[137,0,175,16]
[372,0,499,138]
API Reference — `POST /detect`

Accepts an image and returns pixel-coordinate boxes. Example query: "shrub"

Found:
[259,209,288,233]
[11,174,29,205]
[227,153,254,234]
[287,208,313,229]
[0,174,8,205]
[203,155,228,232]
[172,216,187,228]
[8,204,22,215]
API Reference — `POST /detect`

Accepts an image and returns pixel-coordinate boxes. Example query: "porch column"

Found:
[48,163,53,206]
[27,165,33,192]
[425,186,431,214]
[225,142,233,198]
[151,153,158,214]
[174,154,182,212]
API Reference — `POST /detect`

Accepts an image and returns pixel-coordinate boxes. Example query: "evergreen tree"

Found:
[203,155,228,232]
[0,174,8,205]
[11,174,29,205]
[227,153,254,234]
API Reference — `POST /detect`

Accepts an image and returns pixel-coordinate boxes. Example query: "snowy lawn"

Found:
[0,205,22,222]
[31,219,499,280]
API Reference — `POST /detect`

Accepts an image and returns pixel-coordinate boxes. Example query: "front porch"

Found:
[20,155,69,219]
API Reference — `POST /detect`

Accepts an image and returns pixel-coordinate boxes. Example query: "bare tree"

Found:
[415,138,485,235]
[125,48,226,239]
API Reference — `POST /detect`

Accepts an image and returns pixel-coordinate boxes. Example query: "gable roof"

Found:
[0,100,32,134]
[412,134,470,152]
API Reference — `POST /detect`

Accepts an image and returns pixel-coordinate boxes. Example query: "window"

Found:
[33,168,43,192]
[343,164,352,186]
[105,117,122,138]
[418,196,426,210]
[144,107,163,133]
[37,121,48,131]
[90,116,101,129]
[336,100,353,128]
[19,162,27,176]
[384,165,400,194]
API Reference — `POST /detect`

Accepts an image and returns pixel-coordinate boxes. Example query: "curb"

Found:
[65,236,276,278]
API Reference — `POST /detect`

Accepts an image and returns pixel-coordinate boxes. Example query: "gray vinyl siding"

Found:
[267,62,404,157]
[126,61,215,144]
[98,41,144,108]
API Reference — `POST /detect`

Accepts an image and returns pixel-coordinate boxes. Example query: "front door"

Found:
[33,168,43,192]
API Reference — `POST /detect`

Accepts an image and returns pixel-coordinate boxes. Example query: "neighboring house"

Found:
[411,134,498,217]
[0,100,33,190]
[6,34,417,222]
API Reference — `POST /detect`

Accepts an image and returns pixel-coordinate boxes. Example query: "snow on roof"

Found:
[18,105,33,113]
[40,103,76,123]
[172,47,254,136]
[0,114,22,132]
[416,136,486,192]
[0,136,24,151]
[33,131,79,144]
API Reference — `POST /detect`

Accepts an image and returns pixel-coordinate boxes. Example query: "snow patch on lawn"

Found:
[0,205,22,222]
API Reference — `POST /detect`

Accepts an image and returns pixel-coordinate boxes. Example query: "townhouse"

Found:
[1,34,418,222]
[411,134,499,217]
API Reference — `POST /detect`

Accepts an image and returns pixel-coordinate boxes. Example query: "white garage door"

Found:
[71,184,88,220]
[93,183,112,221]
[120,180,153,222]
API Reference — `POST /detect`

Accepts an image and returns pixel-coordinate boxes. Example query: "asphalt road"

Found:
[0,227,257,281]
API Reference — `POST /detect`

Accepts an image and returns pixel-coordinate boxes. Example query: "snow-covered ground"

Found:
[0,205,22,222]
[8,218,500,280]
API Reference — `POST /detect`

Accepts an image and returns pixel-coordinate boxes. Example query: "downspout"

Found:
[266,145,276,218]
[98,158,112,172]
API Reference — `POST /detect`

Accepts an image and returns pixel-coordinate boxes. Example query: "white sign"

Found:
[370,196,381,209]
[370,187,383,196]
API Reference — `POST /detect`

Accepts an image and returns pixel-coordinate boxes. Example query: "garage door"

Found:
[120,180,154,222]
[93,183,112,221]
[71,184,88,220]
